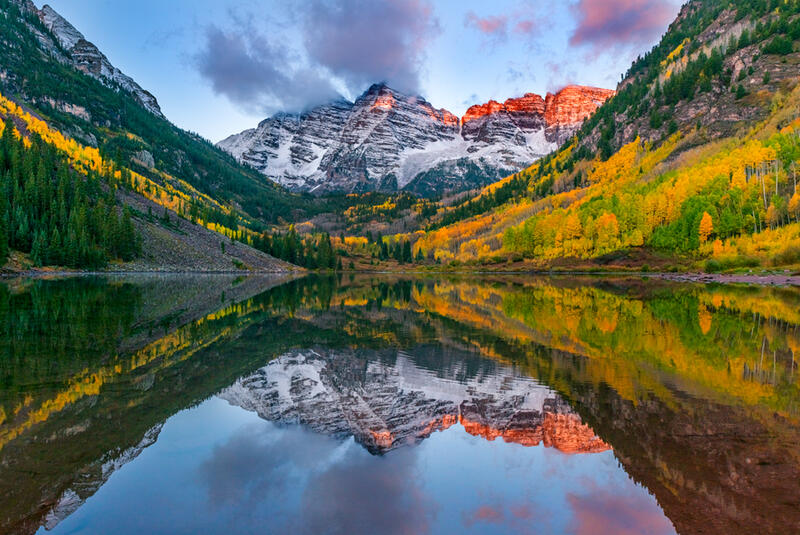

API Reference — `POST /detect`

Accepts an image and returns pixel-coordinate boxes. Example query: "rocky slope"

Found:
[218,84,614,196]
[220,348,609,455]
[34,3,163,117]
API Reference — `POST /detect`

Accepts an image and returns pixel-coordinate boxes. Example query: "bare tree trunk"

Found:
[775,160,779,196]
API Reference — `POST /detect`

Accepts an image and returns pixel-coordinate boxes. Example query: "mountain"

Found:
[412,0,800,272]
[218,83,614,197]
[221,348,609,455]
[36,4,163,118]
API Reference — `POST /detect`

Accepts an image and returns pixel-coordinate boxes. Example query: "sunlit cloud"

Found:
[464,12,508,41]
[567,486,676,535]
[569,0,679,52]
[462,504,504,527]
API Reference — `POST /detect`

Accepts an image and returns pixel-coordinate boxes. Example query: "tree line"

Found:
[251,227,340,270]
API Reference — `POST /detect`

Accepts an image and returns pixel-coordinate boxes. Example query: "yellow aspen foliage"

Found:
[712,239,725,257]
[563,213,582,240]
[766,205,779,228]
[595,213,619,250]
[0,89,253,244]
[789,192,800,221]
[698,212,713,242]
[698,305,712,335]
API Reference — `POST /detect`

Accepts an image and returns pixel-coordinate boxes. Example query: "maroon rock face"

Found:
[462,85,615,146]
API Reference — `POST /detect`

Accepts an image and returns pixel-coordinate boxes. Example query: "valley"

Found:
[3,2,800,533]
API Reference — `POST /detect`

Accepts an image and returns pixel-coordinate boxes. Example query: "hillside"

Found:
[0,0,314,226]
[0,98,291,273]
[408,0,800,273]
[0,0,312,271]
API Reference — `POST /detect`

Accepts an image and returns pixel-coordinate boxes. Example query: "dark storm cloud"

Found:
[195,24,339,115]
[303,0,440,95]
[570,0,678,52]
[195,0,439,114]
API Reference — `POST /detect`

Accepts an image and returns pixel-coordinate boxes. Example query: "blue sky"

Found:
[39,0,684,142]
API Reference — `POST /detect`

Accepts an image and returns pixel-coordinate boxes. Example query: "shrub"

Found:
[706,255,761,272]
[771,244,800,266]
[704,259,723,272]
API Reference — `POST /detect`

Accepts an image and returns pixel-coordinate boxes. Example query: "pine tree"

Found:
[0,210,8,265]
[120,206,138,260]
[48,226,62,265]
[31,228,46,266]
[402,240,413,263]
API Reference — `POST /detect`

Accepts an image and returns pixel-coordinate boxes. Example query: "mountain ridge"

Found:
[218,83,614,196]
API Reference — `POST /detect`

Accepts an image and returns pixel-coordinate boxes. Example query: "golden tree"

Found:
[698,212,713,243]
[789,191,800,222]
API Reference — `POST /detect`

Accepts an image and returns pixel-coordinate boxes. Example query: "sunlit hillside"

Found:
[411,0,800,272]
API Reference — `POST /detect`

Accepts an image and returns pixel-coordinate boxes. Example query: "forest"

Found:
[0,118,139,268]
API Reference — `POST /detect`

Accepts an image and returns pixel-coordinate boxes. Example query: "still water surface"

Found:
[1,274,798,534]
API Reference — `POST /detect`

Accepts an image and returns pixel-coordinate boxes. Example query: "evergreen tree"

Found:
[402,240,413,263]
[0,208,8,265]
[30,228,45,266]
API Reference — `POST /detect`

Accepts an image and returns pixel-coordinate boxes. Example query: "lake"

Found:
[1,274,799,534]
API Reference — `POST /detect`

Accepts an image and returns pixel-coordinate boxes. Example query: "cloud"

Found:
[194,24,339,115]
[567,487,676,535]
[510,504,534,519]
[462,505,504,528]
[197,423,338,510]
[570,0,678,52]
[513,20,538,35]
[303,0,440,95]
[198,422,437,535]
[296,448,437,535]
[464,12,508,40]
[195,0,438,115]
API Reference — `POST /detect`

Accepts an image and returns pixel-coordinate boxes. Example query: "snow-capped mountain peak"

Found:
[218,84,614,196]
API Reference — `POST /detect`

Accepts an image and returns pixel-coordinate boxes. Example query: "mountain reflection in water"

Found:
[222,348,609,455]
[0,274,797,534]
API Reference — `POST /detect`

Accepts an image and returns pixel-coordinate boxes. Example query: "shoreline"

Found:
[3,267,799,286]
